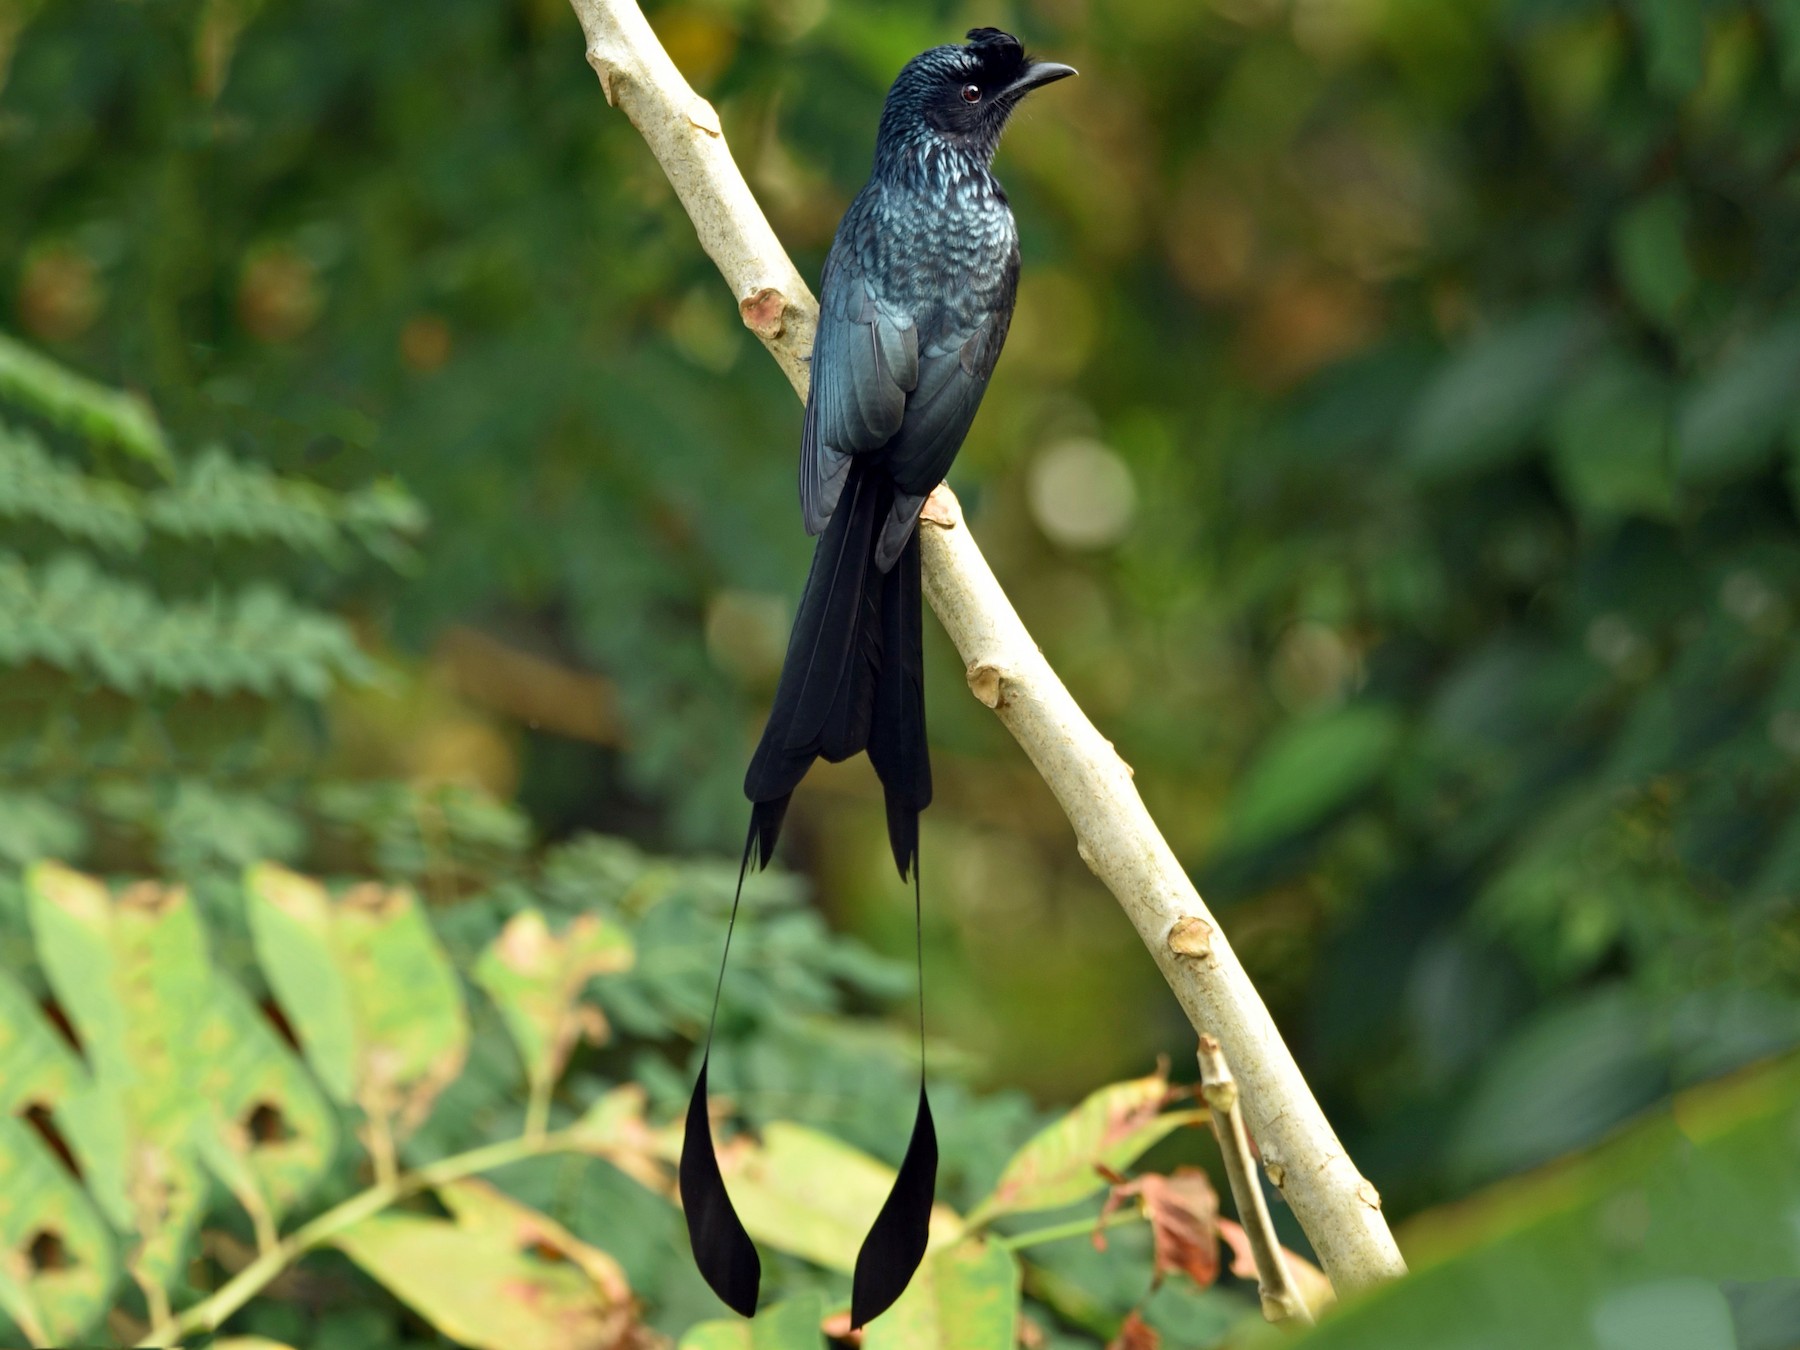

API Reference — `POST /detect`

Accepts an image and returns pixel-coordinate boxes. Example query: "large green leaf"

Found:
[1403,308,1595,478]
[1547,354,1673,521]
[1281,1056,1800,1350]
[474,907,633,1102]
[722,1122,962,1272]
[0,1115,118,1347]
[1220,707,1403,852]
[0,967,86,1113]
[247,865,468,1152]
[861,1239,1019,1350]
[193,976,339,1235]
[1676,321,1800,482]
[333,1179,638,1350]
[967,1070,1207,1226]
[26,865,211,1293]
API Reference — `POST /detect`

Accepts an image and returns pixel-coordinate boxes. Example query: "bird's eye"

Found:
[960,83,982,103]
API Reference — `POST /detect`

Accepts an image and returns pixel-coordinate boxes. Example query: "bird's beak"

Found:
[1000,61,1077,100]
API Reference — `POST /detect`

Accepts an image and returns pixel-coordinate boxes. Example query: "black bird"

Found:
[682,27,1075,1327]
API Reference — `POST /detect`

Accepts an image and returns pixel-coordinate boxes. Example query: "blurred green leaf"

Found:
[0,967,86,1113]
[0,332,169,474]
[722,1122,962,1273]
[1625,0,1707,97]
[679,1291,827,1349]
[1547,354,1673,520]
[1676,322,1800,482]
[1404,309,1594,477]
[1447,987,1665,1183]
[246,865,358,1100]
[247,865,468,1152]
[1222,707,1403,852]
[475,907,633,1104]
[26,865,212,1294]
[333,1178,639,1350]
[1610,191,1693,329]
[862,1239,1019,1350]
[1289,1056,1800,1349]
[194,976,339,1233]
[0,1116,119,1348]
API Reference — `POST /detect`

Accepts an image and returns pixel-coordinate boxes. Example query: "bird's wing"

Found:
[869,260,1018,570]
[801,238,919,535]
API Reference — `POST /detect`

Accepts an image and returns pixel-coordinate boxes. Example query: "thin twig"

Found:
[567,0,1406,1295]
[136,1129,590,1347]
[1198,1035,1314,1325]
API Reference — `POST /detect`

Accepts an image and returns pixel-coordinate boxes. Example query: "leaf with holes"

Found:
[0,1115,118,1347]
[0,967,86,1114]
[248,865,467,1158]
[967,1070,1206,1226]
[245,865,357,1099]
[333,1179,638,1350]
[26,865,212,1294]
[193,976,339,1240]
[475,908,633,1100]
[861,1239,1018,1350]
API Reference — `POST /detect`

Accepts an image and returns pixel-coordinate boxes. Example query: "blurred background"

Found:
[3,0,1800,1345]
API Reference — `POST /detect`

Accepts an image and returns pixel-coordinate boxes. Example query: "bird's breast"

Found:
[862,177,1018,326]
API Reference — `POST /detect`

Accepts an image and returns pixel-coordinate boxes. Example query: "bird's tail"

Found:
[743,460,932,878]
[681,461,938,1327]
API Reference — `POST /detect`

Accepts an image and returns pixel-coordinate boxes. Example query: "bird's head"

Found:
[877,28,1075,167]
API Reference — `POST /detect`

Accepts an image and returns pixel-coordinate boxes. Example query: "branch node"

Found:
[739,287,788,339]
[587,48,620,105]
[967,661,1007,708]
[687,97,722,136]
[1356,1178,1383,1209]
[1167,915,1214,960]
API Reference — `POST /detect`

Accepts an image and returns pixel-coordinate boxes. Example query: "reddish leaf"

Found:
[1107,1311,1159,1350]
[1095,1167,1222,1286]
[1139,1168,1220,1288]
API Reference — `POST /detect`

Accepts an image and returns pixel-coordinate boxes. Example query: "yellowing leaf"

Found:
[193,978,338,1235]
[333,1179,636,1350]
[248,866,468,1161]
[0,1115,118,1347]
[967,1071,1206,1226]
[475,908,633,1099]
[26,866,212,1294]
[721,1123,961,1273]
[0,967,86,1114]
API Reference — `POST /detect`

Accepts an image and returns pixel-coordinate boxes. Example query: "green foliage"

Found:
[0,861,1221,1347]
[1280,1058,1800,1350]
